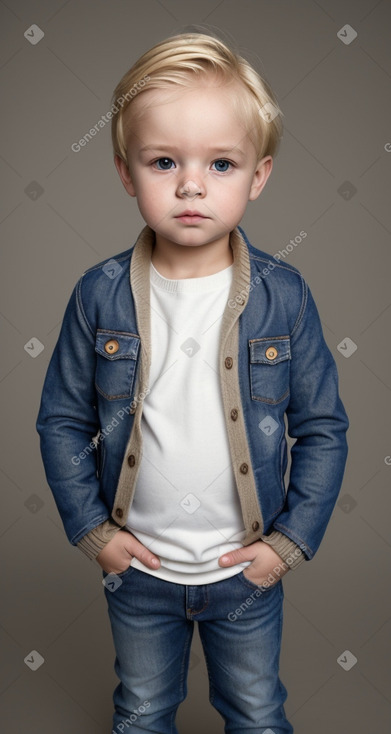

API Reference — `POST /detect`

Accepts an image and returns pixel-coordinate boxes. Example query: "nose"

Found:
[177,178,204,200]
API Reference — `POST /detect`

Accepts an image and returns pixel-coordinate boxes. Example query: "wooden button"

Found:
[104,339,119,355]
[265,346,278,360]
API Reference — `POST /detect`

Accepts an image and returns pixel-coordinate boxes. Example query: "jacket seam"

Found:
[76,276,95,339]
[291,276,308,337]
[248,252,301,275]
[250,389,290,405]
[279,434,286,499]
[96,328,140,338]
[266,498,286,521]
[94,382,132,401]
[248,253,308,338]
[81,250,133,275]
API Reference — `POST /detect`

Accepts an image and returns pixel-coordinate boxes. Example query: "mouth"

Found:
[174,210,209,223]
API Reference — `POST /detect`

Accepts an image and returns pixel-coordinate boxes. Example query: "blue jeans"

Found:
[102,566,293,734]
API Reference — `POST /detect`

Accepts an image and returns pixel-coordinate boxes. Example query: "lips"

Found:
[175,210,207,218]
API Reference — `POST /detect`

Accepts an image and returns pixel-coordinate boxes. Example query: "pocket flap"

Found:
[95,330,140,361]
[249,336,291,365]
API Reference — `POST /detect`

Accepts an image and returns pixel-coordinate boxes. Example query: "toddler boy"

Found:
[37,32,349,734]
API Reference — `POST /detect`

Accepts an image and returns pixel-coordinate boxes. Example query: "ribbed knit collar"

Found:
[130,225,251,374]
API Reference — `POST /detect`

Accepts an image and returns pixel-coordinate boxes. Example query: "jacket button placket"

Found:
[114,455,136,520]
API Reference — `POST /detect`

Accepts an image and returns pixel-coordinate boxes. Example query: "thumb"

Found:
[125,534,160,569]
[219,545,255,568]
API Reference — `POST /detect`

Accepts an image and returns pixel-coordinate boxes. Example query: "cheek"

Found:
[232,178,254,206]
[221,185,248,210]
[135,184,172,223]
[142,187,168,209]
[139,176,175,206]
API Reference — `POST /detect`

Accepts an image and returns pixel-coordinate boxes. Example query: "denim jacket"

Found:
[36,225,349,569]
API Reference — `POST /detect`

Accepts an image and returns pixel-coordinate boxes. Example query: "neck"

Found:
[151,232,234,279]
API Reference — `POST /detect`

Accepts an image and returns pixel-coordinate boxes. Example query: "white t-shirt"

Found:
[126,260,251,584]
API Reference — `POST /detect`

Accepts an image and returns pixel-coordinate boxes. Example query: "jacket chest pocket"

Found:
[95,330,140,400]
[249,336,291,405]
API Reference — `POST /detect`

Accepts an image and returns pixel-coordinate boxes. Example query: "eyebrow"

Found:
[139,144,246,157]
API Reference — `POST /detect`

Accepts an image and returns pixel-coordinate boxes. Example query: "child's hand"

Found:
[96,530,160,575]
[219,541,289,587]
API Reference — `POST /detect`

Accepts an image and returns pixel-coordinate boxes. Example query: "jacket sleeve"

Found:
[36,276,121,558]
[264,280,349,562]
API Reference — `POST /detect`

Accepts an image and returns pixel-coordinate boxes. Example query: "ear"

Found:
[114,154,137,197]
[248,156,273,202]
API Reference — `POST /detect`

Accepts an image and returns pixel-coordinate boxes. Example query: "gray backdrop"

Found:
[1,1,390,732]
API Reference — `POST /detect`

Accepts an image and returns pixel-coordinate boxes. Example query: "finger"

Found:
[126,536,160,569]
[219,546,255,567]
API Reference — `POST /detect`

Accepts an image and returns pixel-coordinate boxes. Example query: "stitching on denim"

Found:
[96,328,140,338]
[291,275,308,337]
[187,588,210,617]
[246,254,308,342]
[82,250,133,275]
[238,570,278,593]
[248,251,302,277]
[98,441,106,477]
[198,627,217,706]
[177,625,194,727]
[95,382,131,401]
[250,388,290,405]
[75,277,96,339]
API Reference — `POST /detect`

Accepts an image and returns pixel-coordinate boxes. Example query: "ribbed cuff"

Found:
[77,519,122,560]
[261,530,306,570]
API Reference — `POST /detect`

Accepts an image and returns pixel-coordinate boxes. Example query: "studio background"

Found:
[1,1,390,732]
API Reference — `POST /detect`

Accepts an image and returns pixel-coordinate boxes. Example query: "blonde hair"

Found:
[111,32,283,164]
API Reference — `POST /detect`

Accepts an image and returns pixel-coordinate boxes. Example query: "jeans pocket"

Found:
[102,563,135,581]
[238,569,279,593]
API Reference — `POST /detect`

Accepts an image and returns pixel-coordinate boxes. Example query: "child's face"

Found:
[115,81,272,250]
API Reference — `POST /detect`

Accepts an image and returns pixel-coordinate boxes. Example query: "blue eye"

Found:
[154,158,175,170]
[212,159,231,172]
